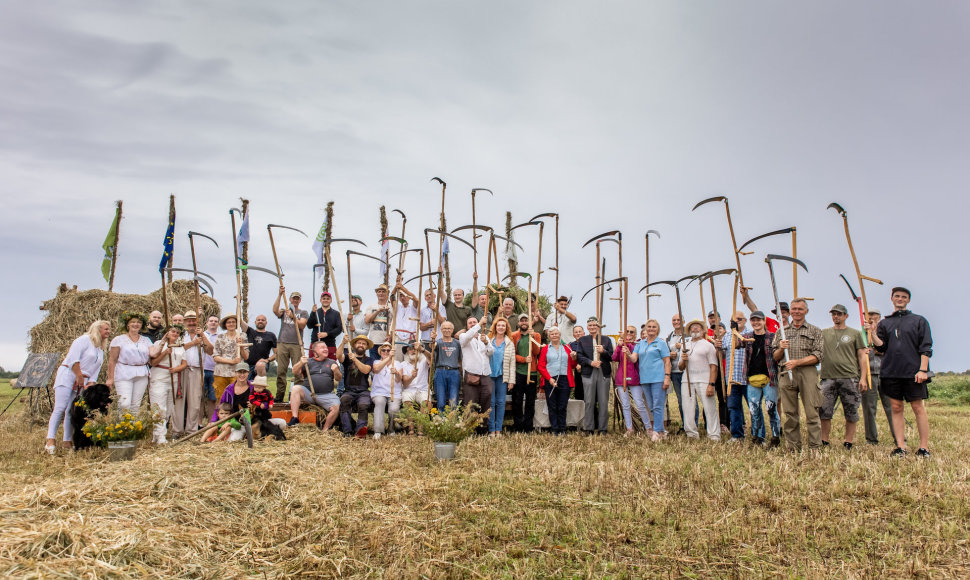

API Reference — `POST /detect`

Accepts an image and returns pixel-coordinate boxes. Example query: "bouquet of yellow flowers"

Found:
[397,404,489,444]
[80,401,160,446]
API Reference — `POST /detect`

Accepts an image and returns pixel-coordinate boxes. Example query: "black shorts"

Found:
[880,377,929,402]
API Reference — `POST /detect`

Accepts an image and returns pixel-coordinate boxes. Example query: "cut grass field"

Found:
[1,400,968,577]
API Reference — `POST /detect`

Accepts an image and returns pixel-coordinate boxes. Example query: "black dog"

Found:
[70,383,112,450]
[251,406,286,441]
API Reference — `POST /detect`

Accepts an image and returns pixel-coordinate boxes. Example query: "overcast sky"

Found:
[1,1,966,371]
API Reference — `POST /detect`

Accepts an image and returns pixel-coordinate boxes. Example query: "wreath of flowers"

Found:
[118,310,149,332]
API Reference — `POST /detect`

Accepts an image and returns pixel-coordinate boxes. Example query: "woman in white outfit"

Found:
[107,312,153,412]
[45,320,111,454]
[148,324,187,444]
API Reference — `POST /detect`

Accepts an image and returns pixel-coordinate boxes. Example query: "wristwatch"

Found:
[709,382,715,386]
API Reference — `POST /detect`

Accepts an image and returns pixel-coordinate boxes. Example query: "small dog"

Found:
[250,406,286,441]
[71,384,112,450]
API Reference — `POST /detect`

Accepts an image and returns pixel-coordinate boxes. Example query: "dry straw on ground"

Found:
[1,405,968,578]
[29,280,221,358]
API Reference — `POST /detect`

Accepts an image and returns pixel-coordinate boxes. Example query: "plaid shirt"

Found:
[771,321,824,364]
[721,334,747,385]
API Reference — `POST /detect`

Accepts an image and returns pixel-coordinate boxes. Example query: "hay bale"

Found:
[29,280,221,356]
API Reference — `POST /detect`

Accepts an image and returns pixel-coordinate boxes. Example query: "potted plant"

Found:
[80,401,160,461]
[398,404,488,460]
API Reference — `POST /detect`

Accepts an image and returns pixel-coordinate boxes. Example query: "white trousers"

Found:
[46,385,76,441]
[682,381,721,440]
[616,385,651,430]
[372,395,401,434]
[149,376,174,442]
[115,376,149,412]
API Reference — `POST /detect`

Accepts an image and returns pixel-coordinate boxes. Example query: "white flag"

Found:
[236,210,250,261]
[380,238,389,276]
[311,218,327,263]
[504,230,517,263]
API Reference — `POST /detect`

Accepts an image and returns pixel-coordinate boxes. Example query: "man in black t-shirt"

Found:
[306,291,343,359]
[742,311,780,447]
[240,314,277,381]
[336,335,375,437]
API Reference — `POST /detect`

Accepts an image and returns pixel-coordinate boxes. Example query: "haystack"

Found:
[30,280,222,357]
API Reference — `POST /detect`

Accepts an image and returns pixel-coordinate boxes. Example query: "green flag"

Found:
[101,207,120,282]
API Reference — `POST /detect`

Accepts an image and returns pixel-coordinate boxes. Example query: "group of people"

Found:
[45,274,933,458]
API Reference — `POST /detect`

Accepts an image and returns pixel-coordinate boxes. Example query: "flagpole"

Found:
[108,200,122,293]
[240,198,250,322]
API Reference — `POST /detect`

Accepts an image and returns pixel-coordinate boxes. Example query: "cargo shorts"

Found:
[819,378,862,422]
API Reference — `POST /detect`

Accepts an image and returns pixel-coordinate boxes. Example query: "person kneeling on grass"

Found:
[290,341,342,430]
[202,403,246,443]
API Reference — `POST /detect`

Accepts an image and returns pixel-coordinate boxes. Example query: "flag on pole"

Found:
[101,206,120,282]
[380,238,389,277]
[440,236,450,268]
[504,230,517,263]
[312,217,327,263]
[236,209,250,263]
[158,215,175,273]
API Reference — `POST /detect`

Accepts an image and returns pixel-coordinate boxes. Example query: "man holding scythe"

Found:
[272,289,308,403]
[771,298,825,451]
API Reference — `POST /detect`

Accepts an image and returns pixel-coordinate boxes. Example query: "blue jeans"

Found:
[747,383,780,439]
[434,368,461,412]
[728,383,747,439]
[490,375,508,432]
[203,369,215,401]
[645,382,667,434]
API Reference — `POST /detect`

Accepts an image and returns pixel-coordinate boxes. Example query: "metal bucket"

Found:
[107,441,137,462]
[433,442,457,461]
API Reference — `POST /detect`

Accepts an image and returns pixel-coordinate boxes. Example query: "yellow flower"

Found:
[135,421,142,428]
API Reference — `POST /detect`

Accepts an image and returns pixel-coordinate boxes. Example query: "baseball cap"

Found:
[829,304,848,315]
[749,310,765,319]
[290,291,302,299]
[891,286,911,298]
[771,302,790,314]
[234,362,250,372]
[320,291,332,298]
[867,308,881,316]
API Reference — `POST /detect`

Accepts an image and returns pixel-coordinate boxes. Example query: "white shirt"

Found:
[55,335,104,389]
[110,334,152,381]
[420,304,446,341]
[203,330,218,371]
[399,356,430,392]
[370,358,398,398]
[459,323,494,376]
[182,331,205,367]
[149,343,185,385]
[683,339,718,383]
[394,301,419,343]
[543,309,576,341]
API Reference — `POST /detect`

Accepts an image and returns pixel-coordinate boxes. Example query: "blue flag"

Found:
[158,217,175,273]
[440,236,450,268]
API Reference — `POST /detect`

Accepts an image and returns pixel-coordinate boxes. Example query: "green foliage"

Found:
[0,367,18,379]
[80,402,161,446]
[397,404,488,443]
[930,374,970,406]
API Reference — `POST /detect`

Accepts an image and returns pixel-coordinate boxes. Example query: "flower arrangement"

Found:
[398,404,489,444]
[80,401,160,446]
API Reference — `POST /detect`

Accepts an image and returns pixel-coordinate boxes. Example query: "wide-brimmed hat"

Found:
[220,314,238,330]
[685,319,705,332]
[118,311,148,332]
[183,310,198,319]
[351,334,374,349]
[375,283,389,292]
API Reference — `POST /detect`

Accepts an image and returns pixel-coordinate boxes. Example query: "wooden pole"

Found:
[380,206,390,288]
[471,191,479,294]
[323,202,334,292]
[108,201,122,293]
[167,195,176,285]
[726,274,739,397]
[526,276,534,385]
[438,182,450,295]
[709,276,727,400]
[644,234,650,321]
[534,221,544,325]
[188,233,206,426]
[791,227,798,298]
[505,212,517,286]
[240,198,250,322]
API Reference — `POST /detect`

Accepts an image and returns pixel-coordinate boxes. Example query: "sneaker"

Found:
[45,444,56,455]
[752,437,765,446]
[843,442,853,451]
[890,447,908,458]
[728,437,743,444]
[916,448,931,458]
[769,437,781,448]
[373,433,382,440]
[821,440,830,447]
[355,426,368,439]
[287,416,300,427]
[651,431,662,442]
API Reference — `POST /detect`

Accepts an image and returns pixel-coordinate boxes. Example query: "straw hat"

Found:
[351,334,374,349]
[685,319,705,332]
[219,314,238,330]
